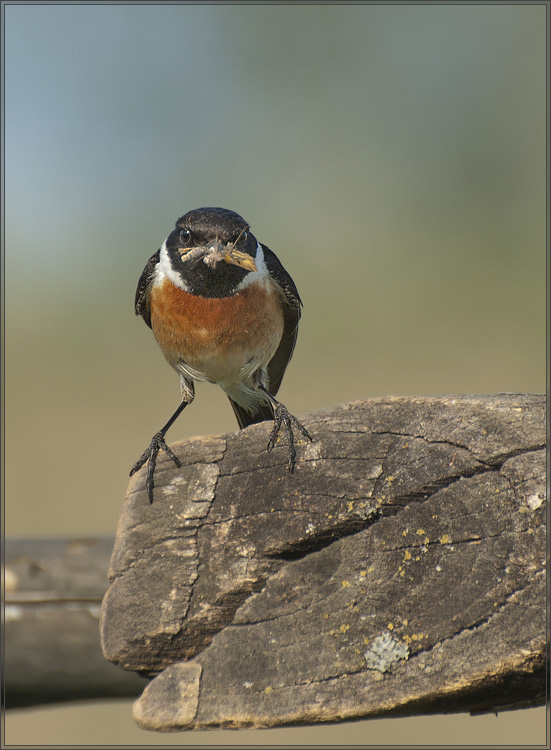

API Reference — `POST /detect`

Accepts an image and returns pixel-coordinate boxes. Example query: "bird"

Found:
[130,206,312,502]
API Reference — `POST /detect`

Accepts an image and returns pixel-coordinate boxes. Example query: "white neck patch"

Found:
[235,242,269,291]
[156,240,190,291]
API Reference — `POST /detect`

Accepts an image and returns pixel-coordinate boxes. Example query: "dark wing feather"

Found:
[262,243,302,397]
[228,399,275,429]
[135,249,160,329]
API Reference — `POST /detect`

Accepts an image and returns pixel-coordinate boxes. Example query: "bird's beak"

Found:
[199,242,257,272]
[179,242,257,272]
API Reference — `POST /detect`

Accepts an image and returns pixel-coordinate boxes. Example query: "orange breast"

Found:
[149,277,284,383]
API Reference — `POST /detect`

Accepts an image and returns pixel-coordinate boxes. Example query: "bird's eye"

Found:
[179,228,191,242]
[241,230,248,242]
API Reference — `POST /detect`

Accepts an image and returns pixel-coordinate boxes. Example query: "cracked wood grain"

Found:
[99,395,546,731]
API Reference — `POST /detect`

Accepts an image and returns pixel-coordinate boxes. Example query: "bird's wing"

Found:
[134,249,160,329]
[262,243,302,397]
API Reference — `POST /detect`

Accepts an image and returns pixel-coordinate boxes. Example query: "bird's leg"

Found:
[130,400,189,503]
[258,385,312,472]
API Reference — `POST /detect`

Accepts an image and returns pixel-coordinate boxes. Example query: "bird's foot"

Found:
[130,431,181,503]
[266,404,312,472]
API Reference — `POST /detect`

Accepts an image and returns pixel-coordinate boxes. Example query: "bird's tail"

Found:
[228,397,275,429]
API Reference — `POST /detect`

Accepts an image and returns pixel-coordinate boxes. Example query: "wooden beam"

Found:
[4,538,147,708]
[98,395,545,731]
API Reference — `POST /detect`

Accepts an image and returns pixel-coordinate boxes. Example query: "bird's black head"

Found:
[164,207,260,297]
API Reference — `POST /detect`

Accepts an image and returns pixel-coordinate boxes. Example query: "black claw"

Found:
[160,441,181,468]
[266,404,312,472]
[130,431,181,503]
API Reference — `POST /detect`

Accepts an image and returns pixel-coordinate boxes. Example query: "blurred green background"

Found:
[4,2,546,746]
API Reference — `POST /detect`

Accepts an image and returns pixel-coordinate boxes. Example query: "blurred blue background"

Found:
[4,3,546,744]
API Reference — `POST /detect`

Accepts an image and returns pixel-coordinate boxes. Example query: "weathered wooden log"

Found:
[100,395,546,732]
[4,537,147,708]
